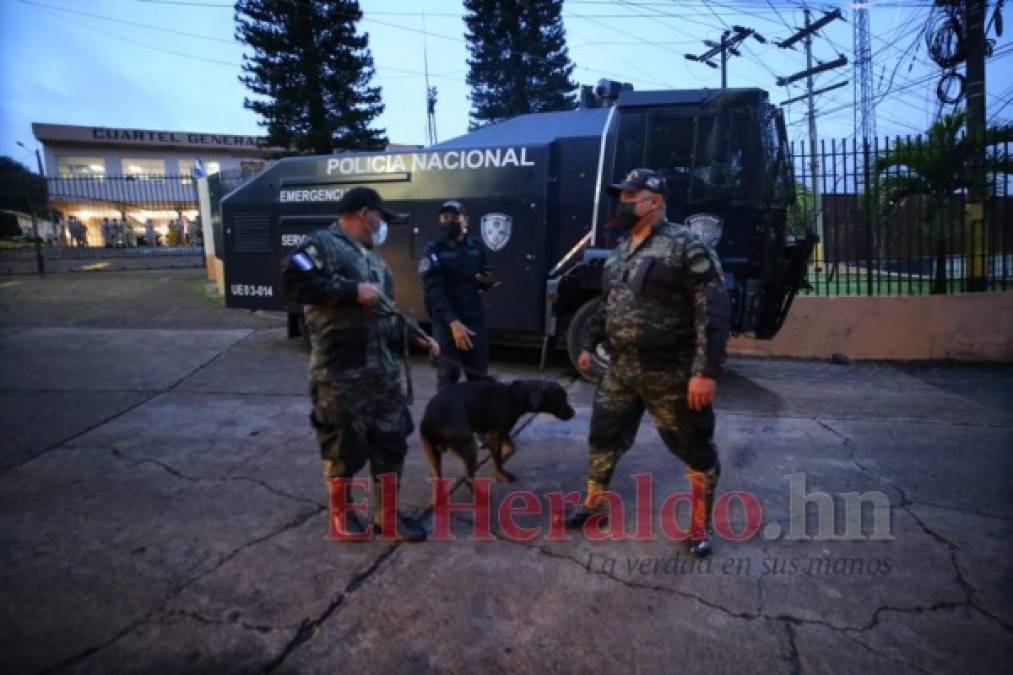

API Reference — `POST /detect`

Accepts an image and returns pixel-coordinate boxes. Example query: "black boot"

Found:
[376,512,428,543]
[327,478,373,541]
[564,480,609,529]
[337,511,372,539]
[686,461,721,559]
[372,473,427,543]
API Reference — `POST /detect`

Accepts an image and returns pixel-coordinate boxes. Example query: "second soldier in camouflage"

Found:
[565,168,731,558]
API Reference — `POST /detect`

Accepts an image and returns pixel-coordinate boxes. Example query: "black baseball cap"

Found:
[335,187,408,223]
[438,200,467,216]
[607,167,668,198]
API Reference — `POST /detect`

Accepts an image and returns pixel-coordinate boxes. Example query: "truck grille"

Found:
[231,212,271,253]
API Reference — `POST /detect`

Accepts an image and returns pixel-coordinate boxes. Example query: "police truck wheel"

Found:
[567,298,609,383]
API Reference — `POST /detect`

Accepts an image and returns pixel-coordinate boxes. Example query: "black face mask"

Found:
[616,196,658,230]
[441,220,462,239]
[615,201,642,230]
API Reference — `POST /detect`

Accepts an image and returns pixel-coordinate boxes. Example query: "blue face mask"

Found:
[371,220,388,247]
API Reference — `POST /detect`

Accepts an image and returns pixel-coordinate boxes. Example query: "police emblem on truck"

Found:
[685,213,723,248]
[480,213,512,251]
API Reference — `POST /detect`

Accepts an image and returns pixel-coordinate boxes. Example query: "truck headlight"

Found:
[685,213,723,249]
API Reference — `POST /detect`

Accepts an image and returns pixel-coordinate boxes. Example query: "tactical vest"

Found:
[303,227,402,384]
[602,220,723,361]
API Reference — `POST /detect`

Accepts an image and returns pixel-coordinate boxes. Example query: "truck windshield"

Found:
[646,108,753,195]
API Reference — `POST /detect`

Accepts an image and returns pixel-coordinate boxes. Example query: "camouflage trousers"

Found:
[586,356,718,487]
[309,376,414,480]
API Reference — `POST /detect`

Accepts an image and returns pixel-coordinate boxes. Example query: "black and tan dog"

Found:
[420,379,576,485]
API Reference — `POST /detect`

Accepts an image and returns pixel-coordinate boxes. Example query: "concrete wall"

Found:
[729,293,1013,362]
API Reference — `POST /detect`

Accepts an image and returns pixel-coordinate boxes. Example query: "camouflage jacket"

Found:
[581,219,731,379]
[280,226,416,385]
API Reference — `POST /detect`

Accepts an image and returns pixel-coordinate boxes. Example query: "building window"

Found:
[122,158,166,179]
[58,156,105,178]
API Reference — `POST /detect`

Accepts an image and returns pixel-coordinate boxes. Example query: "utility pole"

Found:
[17,140,46,273]
[776,8,847,264]
[804,9,820,252]
[684,25,766,89]
[964,0,987,291]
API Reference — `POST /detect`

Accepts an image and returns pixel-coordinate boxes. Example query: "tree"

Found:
[875,111,1012,293]
[787,181,816,240]
[0,156,47,216]
[235,0,386,154]
[464,0,577,129]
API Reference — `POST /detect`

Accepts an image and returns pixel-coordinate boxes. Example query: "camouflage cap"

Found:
[608,167,668,198]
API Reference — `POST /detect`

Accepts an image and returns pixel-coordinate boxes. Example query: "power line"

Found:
[19,0,233,44]
[21,0,465,48]
[684,25,768,89]
[579,0,769,88]
[360,17,464,44]
[571,40,702,47]
[787,45,1013,128]
[25,2,242,67]
[698,1,781,84]
[135,0,462,17]
[18,0,467,82]
[565,11,708,86]
[567,27,678,87]
[781,79,848,105]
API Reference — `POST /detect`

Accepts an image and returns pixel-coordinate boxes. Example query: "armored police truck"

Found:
[221,84,814,379]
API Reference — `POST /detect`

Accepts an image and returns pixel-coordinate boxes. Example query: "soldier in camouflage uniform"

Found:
[565,168,731,558]
[281,187,440,542]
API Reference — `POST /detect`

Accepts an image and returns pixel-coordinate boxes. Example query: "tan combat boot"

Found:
[564,480,610,529]
[687,462,721,558]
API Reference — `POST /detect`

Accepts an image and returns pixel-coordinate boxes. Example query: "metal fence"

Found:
[790,134,1011,296]
[1,172,204,250]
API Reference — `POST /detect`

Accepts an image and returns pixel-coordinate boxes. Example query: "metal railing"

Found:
[790,133,1011,295]
[1,172,203,253]
[46,174,198,208]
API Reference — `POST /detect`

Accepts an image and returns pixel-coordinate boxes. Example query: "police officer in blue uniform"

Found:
[419,200,496,390]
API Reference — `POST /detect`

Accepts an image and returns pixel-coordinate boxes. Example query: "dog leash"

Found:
[373,295,424,404]
[373,295,495,395]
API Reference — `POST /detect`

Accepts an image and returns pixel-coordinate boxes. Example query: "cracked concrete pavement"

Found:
[1,268,1011,674]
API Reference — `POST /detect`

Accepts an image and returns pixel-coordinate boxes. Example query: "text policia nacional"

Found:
[279,148,538,204]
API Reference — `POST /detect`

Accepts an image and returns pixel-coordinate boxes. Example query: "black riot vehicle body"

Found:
[222,85,814,376]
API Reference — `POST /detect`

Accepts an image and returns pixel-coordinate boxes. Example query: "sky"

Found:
[1,0,1011,174]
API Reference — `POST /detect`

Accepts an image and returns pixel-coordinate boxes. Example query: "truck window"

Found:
[645,109,750,194]
[614,111,646,180]
[645,111,701,186]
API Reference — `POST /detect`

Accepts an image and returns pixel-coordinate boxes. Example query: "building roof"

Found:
[434,108,610,149]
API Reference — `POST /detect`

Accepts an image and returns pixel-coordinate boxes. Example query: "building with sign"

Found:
[33,122,275,180]
[31,122,279,246]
